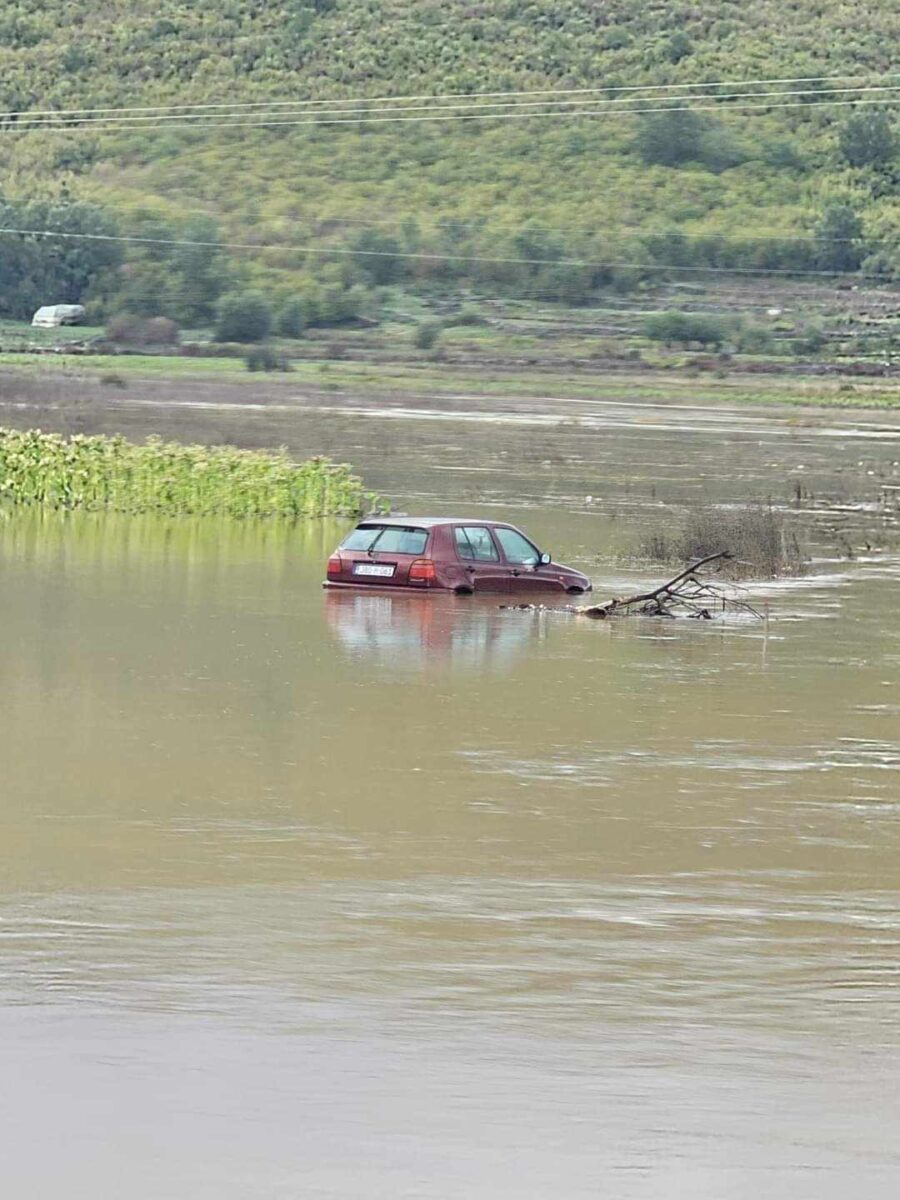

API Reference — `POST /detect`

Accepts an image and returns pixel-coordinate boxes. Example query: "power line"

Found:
[7,81,900,128]
[0,225,890,280]
[2,203,887,247]
[3,71,895,121]
[6,85,900,132]
[4,94,899,136]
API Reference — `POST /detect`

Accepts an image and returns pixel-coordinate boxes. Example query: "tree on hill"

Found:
[635,110,745,172]
[636,110,707,167]
[111,214,232,326]
[0,198,122,319]
[169,216,232,326]
[276,298,306,338]
[839,110,896,169]
[815,205,865,272]
[352,229,405,285]
[215,291,273,342]
[643,311,732,349]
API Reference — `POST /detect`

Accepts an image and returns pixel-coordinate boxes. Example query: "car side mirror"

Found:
[539,552,551,565]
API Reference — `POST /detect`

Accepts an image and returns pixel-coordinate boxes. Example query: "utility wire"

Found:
[6,81,900,128]
[0,226,890,280]
[6,84,900,131]
[2,71,896,120]
[3,94,897,135]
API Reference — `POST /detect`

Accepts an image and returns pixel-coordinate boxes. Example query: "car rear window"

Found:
[341,525,429,555]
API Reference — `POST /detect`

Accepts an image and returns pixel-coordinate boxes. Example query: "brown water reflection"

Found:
[1,495,899,1197]
[325,589,546,673]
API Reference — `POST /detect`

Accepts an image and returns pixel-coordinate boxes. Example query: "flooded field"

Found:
[1,395,899,1198]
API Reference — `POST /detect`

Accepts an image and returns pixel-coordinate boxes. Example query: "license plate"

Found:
[353,562,396,578]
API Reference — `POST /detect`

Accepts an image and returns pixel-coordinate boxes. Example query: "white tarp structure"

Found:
[31,304,86,328]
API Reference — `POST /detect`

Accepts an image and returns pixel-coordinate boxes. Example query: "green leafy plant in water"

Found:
[0,428,381,518]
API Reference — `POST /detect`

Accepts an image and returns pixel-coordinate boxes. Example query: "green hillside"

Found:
[1,1,898,326]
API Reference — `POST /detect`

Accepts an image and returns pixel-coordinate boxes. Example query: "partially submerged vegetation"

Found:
[638,504,804,578]
[576,553,763,620]
[504,553,765,621]
[0,428,374,517]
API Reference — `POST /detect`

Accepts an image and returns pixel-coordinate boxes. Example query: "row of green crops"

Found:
[0,429,378,517]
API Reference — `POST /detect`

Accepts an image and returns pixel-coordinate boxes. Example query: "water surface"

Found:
[2,411,899,1198]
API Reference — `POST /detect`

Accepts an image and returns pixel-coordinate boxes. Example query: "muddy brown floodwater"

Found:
[1,392,899,1199]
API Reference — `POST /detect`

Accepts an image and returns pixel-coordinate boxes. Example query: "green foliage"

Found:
[112,213,232,324]
[636,110,747,172]
[276,298,306,338]
[791,320,827,355]
[815,205,864,272]
[215,290,273,342]
[643,311,732,349]
[636,110,702,167]
[637,110,700,168]
[664,31,692,64]
[0,197,121,319]
[245,345,291,371]
[734,323,775,354]
[446,306,488,327]
[352,229,405,285]
[0,428,372,517]
[413,320,442,350]
[0,0,894,307]
[839,110,896,169]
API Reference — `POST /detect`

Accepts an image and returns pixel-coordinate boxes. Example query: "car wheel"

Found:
[566,586,586,595]
[454,585,474,595]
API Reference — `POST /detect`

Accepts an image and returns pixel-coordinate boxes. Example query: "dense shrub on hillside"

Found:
[734,324,775,354]
[839,110,896,169]
[352,230,405,286]
[276,298,306,338]
[245,346,291,371]
[215,291,273,343]
[790,321,827,355]
[643,311,733,349]
[815,205,865,272]
[635,111,746,171]
[413,320,442,350]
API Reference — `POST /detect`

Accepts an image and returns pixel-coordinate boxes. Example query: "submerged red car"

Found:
[324,517,592,595]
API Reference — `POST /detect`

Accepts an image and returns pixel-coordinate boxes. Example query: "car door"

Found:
[493,525,563,594]
[452,525,510,593]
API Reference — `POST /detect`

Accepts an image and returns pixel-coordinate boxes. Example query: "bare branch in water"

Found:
[501,553,765,621]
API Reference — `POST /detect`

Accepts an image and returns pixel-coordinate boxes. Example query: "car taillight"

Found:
[408,558,437,583]
[326,554,342,577]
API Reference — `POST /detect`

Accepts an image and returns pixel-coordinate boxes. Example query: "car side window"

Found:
[494,527,539,566]
[454,526,500,562]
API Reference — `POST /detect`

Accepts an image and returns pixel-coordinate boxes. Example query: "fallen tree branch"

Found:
[500,552,766,621]
[575,552,734,619]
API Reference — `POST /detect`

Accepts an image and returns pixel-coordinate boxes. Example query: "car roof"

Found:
[357,516,512,528]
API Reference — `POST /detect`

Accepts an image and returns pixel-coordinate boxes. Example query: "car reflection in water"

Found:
[324,589,544,673]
